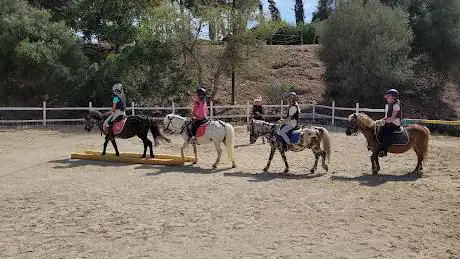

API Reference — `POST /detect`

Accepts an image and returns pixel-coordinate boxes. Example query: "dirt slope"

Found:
[205,44,459,119]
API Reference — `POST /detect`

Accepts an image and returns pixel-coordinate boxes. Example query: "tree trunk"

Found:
[231,66,236,104]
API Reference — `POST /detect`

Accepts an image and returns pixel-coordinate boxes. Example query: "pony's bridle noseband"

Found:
[165,116,186,134]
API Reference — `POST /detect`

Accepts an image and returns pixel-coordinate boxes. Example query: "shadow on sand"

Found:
[139,164,233,176]
[50,158,133,169]
[330,172,423,187]
[224,171,326,182]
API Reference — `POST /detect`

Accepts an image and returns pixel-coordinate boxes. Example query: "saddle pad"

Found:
[391,127,409,145]
[377,127,409,146]
[112,118,127,135]
[196,124,208,138]
[290,130,302,145]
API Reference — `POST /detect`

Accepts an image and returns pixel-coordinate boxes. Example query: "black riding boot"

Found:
[378,138,390,157]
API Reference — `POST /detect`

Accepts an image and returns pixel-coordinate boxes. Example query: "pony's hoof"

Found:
[232,164,237,169]
[212,164,217,169]
[101,153,106,156]
[263,167,269,172]
[282,169,289,174]
[310,169,315,174]
[372,171,379,175]
[141,155,146,158]
[323,165,329,172]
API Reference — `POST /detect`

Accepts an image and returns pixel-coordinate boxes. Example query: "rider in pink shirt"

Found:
[190,88,208,142]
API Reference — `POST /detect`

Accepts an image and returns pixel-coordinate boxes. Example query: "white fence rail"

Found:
[0,101,387,126]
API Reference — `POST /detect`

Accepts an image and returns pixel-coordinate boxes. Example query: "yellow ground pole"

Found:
[70,150,195,166]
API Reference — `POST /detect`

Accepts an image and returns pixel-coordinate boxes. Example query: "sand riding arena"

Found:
[0,126,459,258]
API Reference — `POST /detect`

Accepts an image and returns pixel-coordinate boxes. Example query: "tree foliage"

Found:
[295,0,305,24]
[312,0,334,22]
[0,0,87,105]
[319,0,414,105]
[268,0,281,21]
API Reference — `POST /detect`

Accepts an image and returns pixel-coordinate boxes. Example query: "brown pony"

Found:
[345,113,430,175]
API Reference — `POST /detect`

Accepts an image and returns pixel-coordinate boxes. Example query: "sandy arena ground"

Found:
[0,126,459,258]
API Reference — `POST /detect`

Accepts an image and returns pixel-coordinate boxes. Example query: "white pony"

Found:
[163,114,236,168]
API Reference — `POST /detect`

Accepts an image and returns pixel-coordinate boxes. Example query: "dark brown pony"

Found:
[84,110,170,158]
[346,113,430,175]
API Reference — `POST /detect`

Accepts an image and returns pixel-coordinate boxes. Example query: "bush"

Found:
[263,83,296,104]
[83,35,194,107]
[319,0,413,106]
[267,23,316,45]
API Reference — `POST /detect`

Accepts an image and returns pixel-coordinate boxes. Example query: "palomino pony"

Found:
[248,119,331,174]
[163,114,236,168]
[84,110,170,158]
[345,113,430,175]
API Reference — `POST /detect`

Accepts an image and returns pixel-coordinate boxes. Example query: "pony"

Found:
[345,113,430,175]
[84,110,170,158]
[163,114,236,168]
[248,119,331,174]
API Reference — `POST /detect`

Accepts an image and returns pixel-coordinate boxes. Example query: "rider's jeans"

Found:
[277,124,294,145]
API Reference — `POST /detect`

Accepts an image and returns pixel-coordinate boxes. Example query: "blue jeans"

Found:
[277,124,294,145]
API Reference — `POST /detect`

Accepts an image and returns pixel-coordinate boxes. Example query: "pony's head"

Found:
[248,119,274,144]
[346,113,375,135]
[84,110,105,132]
[163,114,186,133]
[84,113,95,132]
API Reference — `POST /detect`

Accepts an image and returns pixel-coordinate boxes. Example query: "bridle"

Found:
[165,115,186,134]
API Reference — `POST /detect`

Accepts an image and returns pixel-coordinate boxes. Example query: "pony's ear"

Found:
[353,113,358,120]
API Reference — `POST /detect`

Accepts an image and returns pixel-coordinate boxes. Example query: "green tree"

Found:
[295,0,305,24]
[0,0,87,105]
[380,0,460,71]
[268,0,281,21]
[319,0,413,105]
[312,0,334,22]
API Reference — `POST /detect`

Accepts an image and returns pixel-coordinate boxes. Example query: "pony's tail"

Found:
[422,126,430,163]
[149,118,171,144]
[317,127,331,163]
[224,123,235,163]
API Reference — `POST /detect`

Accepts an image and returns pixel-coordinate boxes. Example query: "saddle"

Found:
[187,118,210,140]
[276,125,302,146]
[105,114,127,135]
[376,126,410,146]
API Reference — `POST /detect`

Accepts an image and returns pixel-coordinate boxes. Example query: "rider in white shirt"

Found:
[277,92,300,148]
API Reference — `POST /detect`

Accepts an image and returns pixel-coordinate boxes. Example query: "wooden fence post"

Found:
[131,102,135,116]
[42,101,47,126]
[355,103,360,113]
[210,101,214,120]
[280,100,284,119]
[331,100,335,126]
[89,101,92,110]
[172,101,176,114]
[312,103,316,122]
[246,101,250,125]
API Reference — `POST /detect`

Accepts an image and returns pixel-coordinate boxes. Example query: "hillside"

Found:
[204,45,459,120]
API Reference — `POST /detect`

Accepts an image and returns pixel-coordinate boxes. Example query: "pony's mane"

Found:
[353,113,375,128]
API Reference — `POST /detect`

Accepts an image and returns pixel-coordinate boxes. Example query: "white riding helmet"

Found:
[112,83,122,92]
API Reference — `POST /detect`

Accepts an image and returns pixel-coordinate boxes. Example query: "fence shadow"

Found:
[330,172,422,187]
[224,171,326,182]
